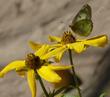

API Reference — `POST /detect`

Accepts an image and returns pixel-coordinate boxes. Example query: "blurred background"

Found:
[0,0,110,97]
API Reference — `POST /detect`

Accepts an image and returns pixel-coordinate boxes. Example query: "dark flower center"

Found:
[25,53,44,69]
[61,31,76,44]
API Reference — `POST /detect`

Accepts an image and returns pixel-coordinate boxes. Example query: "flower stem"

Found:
[68,49,82,97]
[34,70,49,97]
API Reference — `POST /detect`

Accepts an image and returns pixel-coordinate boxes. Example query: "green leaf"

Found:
[69,4,93,36]
[99,93,106,97]
[70,19,93,36]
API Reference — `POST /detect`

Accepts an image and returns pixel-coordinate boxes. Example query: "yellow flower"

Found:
[29,31,108,61]
[52,70,82,89]
[0,45,72,97]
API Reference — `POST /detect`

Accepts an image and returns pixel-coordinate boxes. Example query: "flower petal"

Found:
[83,35,108,47]
[0,60,25,77]
[48,65,72,70]
[50,44,63,48]
[67,42,86,53]
[54,48,66,62]
[49,35,61,42]
[35,45,50,57]
[27,69,36,97]
[37,66,61,83]
[53,70,82,88]
[41,46,67,60]
[50,45,67,62]
[28,41,42,51]
[16,69,27,77]
[53,70,74,88]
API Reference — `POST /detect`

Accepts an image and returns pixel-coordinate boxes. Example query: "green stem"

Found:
[68,49,82,97]
[34,70,49,97]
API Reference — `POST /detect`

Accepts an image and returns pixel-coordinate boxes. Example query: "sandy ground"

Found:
[0,0,110,97]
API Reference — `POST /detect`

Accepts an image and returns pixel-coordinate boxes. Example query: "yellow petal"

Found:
[50,44,63,48]
[0,60,25,77]
[54,49,66,62]
[67,43,86,53]
[28,41,42,51]
[37,66,61,83]
[53,70,74,88]
[41,46,67,60]
[16,69,26,77]
[49,35,61,42]
[27,69,36,97]
[48,65,72,70]
[35,45,50,57]
[83,35,108,47]
[51,45,67,62]
[47,44,63,53]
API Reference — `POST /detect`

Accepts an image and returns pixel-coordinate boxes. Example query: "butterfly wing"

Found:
[72,19,93,36]
[70,4,93,36]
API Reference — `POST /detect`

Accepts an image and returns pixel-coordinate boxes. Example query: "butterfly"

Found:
[69,4,93,37]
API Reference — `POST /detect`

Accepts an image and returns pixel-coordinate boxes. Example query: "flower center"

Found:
[61,31,76,44]
[25,53,43,70]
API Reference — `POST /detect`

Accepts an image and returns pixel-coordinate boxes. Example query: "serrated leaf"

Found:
[70,19,93,36]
